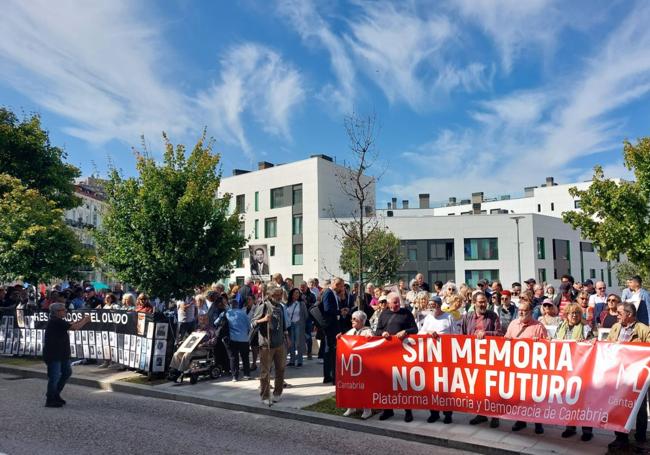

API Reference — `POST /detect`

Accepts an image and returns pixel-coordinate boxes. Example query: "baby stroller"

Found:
[167,338,224,385]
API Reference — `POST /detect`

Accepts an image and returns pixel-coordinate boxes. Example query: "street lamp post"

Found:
[510,216,525,284]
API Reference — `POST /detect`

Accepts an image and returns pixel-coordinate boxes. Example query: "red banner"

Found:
[336,335,650,432]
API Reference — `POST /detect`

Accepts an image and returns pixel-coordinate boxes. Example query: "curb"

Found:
[0,363,538,455]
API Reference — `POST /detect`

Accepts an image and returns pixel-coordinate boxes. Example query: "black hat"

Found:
[524,278,536,284]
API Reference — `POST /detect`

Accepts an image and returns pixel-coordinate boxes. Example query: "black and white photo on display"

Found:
[152,355,164,372]
[124,333,131,351]
[75,330,82,344]
[154,339,167,356]
[137,313,146,336]
[177,331,206,353]
[155,323,168,340]
[118,349,124,364]
[69,344,76,358]
[146,321,154,339]
[88,345,96,358]
[249,244,270,278]
[102,331,109,345]
[130,335,137,351]
[111,348,118,362]
[83,345,90,359]
[81,330,88,344]
[109,332,117,347]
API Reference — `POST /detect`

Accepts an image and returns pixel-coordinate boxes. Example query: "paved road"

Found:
[0,373,474,455]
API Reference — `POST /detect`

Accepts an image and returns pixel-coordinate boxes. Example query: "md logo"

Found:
[340,354,363,376]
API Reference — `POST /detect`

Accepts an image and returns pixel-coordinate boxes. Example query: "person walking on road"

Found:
[43,303,91,407]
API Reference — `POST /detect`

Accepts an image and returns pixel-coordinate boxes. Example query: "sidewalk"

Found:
[0,356,642,455]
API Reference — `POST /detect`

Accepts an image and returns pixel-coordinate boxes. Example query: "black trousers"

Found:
[323,334,336,381]
[225,341,250,378]
[615,393,647,441]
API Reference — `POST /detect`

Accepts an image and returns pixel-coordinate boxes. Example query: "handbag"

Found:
[309,304,329,330]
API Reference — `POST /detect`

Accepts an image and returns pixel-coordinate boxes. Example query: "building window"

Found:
[235,249,246,268]
[292,244,303,265]
[238,221,245,238]
[574,200,581,209]
[264,218,277,238]
[254,219,259,239]
[270,187,284,209]
[465,269,499,287]
[538,268,547,283]
[464,238,498,260]
[292,215,303,235]
[292,184,302,205]
[428,239,454,261]
[254,191,259,211]
[590,268,596,279]
[270,246,275,256]
[537,237,545,259]
[552,239,571,279]
[236,276,244,286]
[407,241,417,261]
[428,270,455,285]
[537,204,541,213]
[292,274,304,285]
[236,194,246,213]
[580,242,594,252]
[398,271,418,283]
[551,202,555,211]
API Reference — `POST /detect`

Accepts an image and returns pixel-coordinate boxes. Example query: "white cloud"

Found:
[197,43,305,157]
[345,2,492,109]
[277,0,355,113]
[0,2,305,161]
[449,0,562,72]
[0,0,192,144]
[387,3,650,203]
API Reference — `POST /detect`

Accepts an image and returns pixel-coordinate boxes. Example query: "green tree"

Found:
[0,108,81,210]
[94,132,245,302]
[0,174,88,283]
[339,223,404,286]
[615,262,650,290]
[563,137,650,274]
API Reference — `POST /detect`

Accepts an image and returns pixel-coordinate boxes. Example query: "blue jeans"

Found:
[288,326,304,365]
[46,360,72,400]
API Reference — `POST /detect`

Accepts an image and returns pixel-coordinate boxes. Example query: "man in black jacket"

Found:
[43,303,91,407]
[321,277,344,383]
[375,292,418,422]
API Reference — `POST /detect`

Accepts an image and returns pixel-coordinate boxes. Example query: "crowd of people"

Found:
[3,271,649,450]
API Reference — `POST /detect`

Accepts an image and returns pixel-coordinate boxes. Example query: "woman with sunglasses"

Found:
[598,294,621,329]
[553,302,594,441]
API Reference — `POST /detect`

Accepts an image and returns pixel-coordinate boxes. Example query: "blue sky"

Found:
[1,0,649,207]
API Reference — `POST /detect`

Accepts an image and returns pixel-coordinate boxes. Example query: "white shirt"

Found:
[418,312,458,335]
[628,290,642,310]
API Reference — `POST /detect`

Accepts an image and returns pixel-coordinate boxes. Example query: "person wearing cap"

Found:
[538,299,561,326]
[419,295,456,424]
[524,278,536,294]
[83,286,102,309]
[43,303,91,407]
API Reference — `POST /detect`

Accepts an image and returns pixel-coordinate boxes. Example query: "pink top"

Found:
[505,318,548,339]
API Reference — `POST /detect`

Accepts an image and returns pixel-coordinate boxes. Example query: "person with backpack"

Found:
[251,285,290,406]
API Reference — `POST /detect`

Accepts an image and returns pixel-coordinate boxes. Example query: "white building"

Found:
[221,157,618,289]
[219,155,373,286]
[63,177,112,283]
